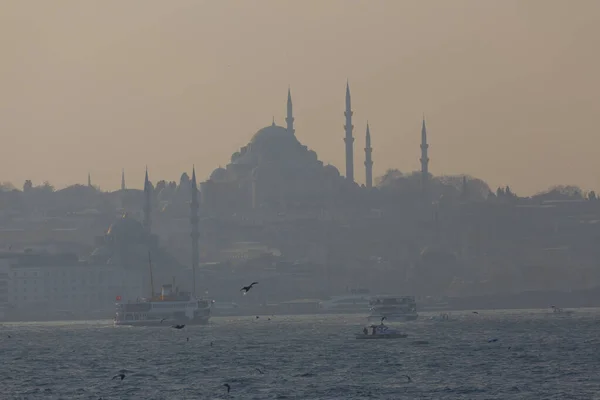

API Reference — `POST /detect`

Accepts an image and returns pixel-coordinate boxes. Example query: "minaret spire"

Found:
[420,116,430,196]
[364,122,373,189]
[121,169,126,191]
[190,166,199,296]
[143,167,152,232]
[87,173,92,188]
[344,81,355,182]
[286,87,295,136]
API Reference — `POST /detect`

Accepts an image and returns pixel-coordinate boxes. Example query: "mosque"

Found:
[199,84,430,213]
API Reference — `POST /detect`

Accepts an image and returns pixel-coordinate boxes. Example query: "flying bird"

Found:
[241,282,258,293]
[403,374,412,382]
[256,367,264,374]
[171,324,185,329]
[160,318,167,323]
[381,316,387,323]
[112,373,126,381]
[223,383,231,393]
[472,311,479,314]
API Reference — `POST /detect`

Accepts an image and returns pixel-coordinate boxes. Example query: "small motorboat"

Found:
[550,306,575,315]
[355,324,408,340]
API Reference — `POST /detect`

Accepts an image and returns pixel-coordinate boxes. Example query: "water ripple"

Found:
[1,310,599,399]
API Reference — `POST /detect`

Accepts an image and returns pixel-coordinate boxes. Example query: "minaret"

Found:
[344,81,355,182]
[143,167,152,232]
[286,87,295,136]
[420,116,429,194]
[364,122,373,189]
[87,173,92,188]
[121,169,126,191]
[190,166,199,296]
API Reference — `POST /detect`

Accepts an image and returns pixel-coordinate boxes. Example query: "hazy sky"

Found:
[1,0,599,195]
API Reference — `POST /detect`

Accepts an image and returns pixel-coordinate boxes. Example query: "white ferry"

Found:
[355,324,408,340]
[114,284,212,327]
[367,295,418,323]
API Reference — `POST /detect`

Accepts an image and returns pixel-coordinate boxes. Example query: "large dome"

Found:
[250,124,299,147]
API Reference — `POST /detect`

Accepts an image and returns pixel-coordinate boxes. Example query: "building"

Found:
[1,251,143,321]
[200,89,360,213]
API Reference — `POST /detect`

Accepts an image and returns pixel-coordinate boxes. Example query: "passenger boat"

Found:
[114,283,211,327]
[550,305,575,315]
[367,295,418,322]
[355,324,408,340]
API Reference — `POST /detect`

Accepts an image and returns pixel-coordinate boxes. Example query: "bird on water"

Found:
[223,383,231,393]
[112,373,126,381]
[171,324,185,329]
[241,282,258,293]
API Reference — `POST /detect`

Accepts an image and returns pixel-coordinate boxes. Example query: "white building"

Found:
[1,251,143,321]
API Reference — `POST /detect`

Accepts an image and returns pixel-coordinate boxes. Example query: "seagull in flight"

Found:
[256,367,264,374]
[171,324,185,330]
[160,318,167,324]
[403,374,412,382]
[241,282,258,293]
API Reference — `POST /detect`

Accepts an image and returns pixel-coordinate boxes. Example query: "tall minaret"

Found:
[190,166,199,295]
[121,169,126,191]
[344,81,355,182]
[87,173,92,188]
[420,116,430,194]
[286,87,295,136]
[364,122,373,188]
[143,167,152,232]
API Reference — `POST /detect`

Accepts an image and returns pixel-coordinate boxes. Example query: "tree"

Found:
[588,191,597,201]
[155,180,167,192]
[0,182,15,192]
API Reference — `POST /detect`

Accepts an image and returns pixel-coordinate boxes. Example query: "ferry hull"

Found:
[355,333,408,340]
[114,316,210,327]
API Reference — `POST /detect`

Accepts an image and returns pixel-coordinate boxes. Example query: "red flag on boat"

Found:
[116,295,122,301]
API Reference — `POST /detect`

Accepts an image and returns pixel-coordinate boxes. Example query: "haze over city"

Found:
[2,0,599,194]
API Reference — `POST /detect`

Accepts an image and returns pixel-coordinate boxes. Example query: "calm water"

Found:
[1,310,600,399]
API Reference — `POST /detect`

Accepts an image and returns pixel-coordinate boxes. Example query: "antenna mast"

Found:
[148,251,155,298]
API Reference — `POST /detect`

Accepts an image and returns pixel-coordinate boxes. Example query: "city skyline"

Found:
[2,1,599,195]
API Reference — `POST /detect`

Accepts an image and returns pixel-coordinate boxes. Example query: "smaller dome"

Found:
[106,214,146,244]
[323,164,341,177]
[210,167,227,181]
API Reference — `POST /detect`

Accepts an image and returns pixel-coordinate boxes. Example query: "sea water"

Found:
[1,309,599,399]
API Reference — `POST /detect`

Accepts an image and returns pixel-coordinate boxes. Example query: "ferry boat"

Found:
[114,284,212,327]
[550,305,575,315]
[367,295,418,323]
[355,324,408,340]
